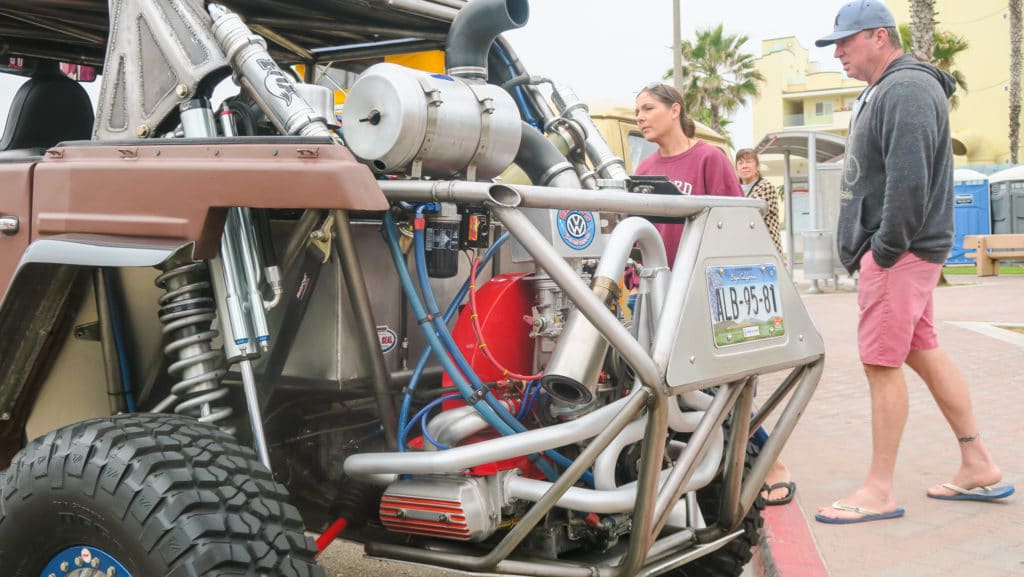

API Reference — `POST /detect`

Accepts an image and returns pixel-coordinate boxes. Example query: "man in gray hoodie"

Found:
[813,0,1012,525]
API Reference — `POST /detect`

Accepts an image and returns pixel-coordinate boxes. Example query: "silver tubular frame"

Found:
[344,180,824,576]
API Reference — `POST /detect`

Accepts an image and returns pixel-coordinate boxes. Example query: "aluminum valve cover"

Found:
[379,475,499,542]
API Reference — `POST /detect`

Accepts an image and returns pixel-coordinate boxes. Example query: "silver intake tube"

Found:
[424,400,515,450]
[590,416,723,492]
[445,0,528,80]
[550,82,630,182]
[345,395,632,478]
[541,218,668,407]
[504,439,709,523]
[376,180,762,218]
[208,4,334,138]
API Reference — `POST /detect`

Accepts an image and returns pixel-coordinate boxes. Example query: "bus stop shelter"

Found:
[755,131,847,291]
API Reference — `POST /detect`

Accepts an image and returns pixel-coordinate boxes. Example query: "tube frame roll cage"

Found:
[330,180,825,577]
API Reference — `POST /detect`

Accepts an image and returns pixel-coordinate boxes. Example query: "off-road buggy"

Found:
[0,1,823,576]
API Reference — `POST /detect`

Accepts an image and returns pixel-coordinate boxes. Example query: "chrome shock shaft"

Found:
[180,97,273,468]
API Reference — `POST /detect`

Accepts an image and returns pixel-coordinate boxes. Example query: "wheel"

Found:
[0,413,325,577]
[670,434,765,577]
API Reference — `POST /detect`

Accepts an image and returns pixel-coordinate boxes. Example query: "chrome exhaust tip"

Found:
[540,374,595,406]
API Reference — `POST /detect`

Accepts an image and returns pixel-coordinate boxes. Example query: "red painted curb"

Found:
[757,502,829,577]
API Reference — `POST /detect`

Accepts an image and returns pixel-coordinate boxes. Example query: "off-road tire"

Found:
[670,435,765,577]
[0,413,325,577]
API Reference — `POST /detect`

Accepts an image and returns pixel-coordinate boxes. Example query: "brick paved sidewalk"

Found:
[758,273,1024,577]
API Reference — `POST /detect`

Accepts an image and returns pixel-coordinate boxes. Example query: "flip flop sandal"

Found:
[927,483,1015,501]
[761,481,797,506]
[814,501,906,524]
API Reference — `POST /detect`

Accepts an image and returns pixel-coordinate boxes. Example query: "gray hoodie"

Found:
[837,54,958,274]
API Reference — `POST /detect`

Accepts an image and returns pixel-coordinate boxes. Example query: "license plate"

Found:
[707,264,785,347]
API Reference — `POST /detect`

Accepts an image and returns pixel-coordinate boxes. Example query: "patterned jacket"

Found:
[747,178,782,255]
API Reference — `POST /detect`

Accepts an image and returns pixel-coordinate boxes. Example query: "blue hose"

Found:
[494,43,538,128]
[409,211,593,485]
[401,393,461,450]
[396,233,510,451]
[103,268,136,412]
[414,223,524,430]
[383,212,518,442]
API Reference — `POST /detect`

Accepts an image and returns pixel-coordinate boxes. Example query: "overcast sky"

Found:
[504,0,848,149]
[1,1,849,149]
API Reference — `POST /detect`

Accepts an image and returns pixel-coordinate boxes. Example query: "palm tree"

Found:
[909,0,936,62]
[1010,0,1022,163]
[662,23,763,140]
[898,24,969,109]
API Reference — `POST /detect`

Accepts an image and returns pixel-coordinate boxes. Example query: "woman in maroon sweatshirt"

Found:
[634,82,742,266]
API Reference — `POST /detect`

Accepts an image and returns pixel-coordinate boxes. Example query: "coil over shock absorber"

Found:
[155,260,233,432]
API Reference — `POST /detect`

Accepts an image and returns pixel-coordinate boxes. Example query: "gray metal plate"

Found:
[665,207,825,392]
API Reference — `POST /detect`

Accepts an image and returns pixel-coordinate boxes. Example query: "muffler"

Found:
[540,218,669,408]
[540,276,617,406]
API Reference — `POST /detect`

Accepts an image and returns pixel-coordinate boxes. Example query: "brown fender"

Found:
[32,137,388,259]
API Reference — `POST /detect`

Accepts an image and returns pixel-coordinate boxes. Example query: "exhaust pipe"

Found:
[445,0,529,81]
[541,218,669,407]
[539,277,618,406]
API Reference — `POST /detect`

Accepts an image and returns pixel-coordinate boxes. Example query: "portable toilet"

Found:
[989,165,1024,235]
[948,169,991,264]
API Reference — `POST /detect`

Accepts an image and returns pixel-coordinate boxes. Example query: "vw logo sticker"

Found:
[557,210,596,251]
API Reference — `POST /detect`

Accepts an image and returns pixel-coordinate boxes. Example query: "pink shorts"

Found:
[858,251,942,367]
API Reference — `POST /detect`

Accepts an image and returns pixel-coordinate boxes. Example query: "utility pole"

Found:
[672,0,682,90]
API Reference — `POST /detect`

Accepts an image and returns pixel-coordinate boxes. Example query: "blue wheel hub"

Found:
[40,546,133,577]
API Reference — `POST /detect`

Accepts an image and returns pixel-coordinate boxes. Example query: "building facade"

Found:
[751,0,1019,167]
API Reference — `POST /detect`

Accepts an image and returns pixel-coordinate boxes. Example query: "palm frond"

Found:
[662,21,763,137]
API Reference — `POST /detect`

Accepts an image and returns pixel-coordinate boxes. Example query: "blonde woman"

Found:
[735,148,782,255]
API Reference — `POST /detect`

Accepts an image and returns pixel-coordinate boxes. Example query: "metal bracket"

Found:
[411,76,444,179]
[310,213,336,263]
[73,321,102,342]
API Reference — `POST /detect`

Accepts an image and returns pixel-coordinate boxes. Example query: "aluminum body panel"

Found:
[271,220,472,383]
[665,207,825,391]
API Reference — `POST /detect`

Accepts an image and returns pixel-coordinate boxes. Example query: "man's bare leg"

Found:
[817,363,907,520]
[905,347,1003,495]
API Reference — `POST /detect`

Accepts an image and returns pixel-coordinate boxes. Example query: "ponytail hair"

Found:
[639,83,694,138]
[681,116,695,139]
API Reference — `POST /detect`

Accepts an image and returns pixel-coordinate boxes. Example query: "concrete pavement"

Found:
[755,271,1024,577]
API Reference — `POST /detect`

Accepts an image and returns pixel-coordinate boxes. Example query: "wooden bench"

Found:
[963,234,1024,276]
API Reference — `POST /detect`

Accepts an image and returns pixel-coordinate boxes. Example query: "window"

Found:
[815,101,832,116]
[628,131,659,172]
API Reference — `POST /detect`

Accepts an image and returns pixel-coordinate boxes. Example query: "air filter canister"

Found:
[342,62,521,180]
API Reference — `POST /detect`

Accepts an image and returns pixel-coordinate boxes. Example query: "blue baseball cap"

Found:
[815,0,896,47]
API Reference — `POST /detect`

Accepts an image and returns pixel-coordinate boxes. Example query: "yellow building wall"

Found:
[887,0,1015,164]
[753,37,804,144]
[752,1,1020,165]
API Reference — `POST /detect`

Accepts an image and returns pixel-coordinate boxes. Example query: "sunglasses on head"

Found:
[641,82,682,98]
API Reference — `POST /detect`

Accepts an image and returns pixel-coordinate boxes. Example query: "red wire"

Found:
[468,258,543,382]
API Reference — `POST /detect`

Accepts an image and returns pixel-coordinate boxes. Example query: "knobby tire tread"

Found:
[0,413,324,577]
